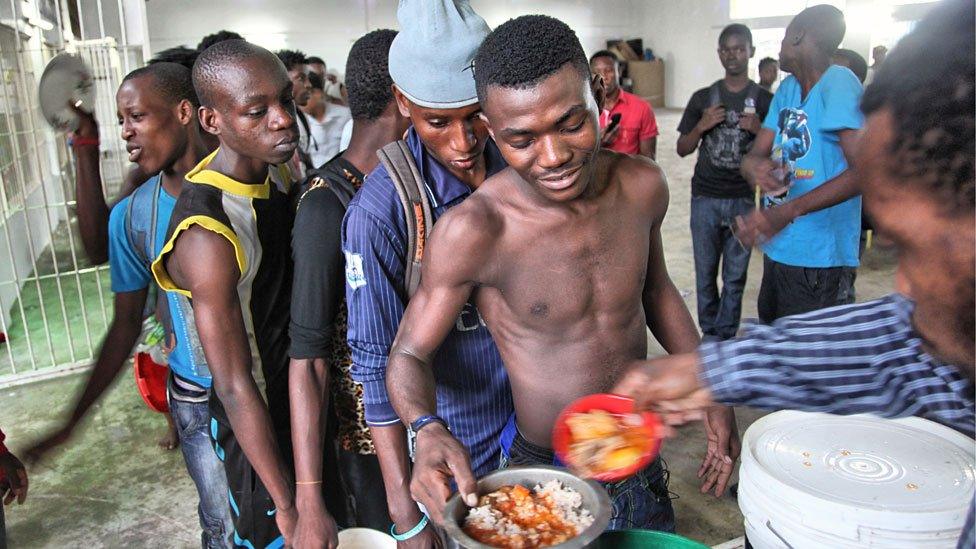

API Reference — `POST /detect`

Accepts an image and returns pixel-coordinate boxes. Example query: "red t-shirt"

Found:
[599,90,659,155]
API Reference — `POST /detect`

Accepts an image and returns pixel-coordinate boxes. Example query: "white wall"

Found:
[637,0,938,108]
[146,0,652,78]
[145,0,936,109]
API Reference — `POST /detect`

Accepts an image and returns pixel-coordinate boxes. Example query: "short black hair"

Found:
[307,71,324,91]
[758,57,778,70]
[193,39,278,108]
[475,15,588,102]
[275,49,307,72]
[345,29,397,121]
[862,0,974,213]
[833,48,867,83]
[196,30,244,52]
[148,46,198,70]
[306,56,325,66]
[791,4,846,55]
[719,23,753,47]
[589,49,618,66]
[122,62,197,107]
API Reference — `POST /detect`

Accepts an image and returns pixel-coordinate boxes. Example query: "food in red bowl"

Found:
[552,394,662,482]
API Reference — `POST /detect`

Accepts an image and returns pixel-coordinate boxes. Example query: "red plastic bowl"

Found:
[134,352,169,413]
[552,393,662,482]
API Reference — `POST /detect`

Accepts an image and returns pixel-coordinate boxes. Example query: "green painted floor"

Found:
[1,221,112,378]
[1,110,899,547]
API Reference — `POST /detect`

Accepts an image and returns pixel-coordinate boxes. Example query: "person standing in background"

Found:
[307,56,348,106]
[740,4,863,323]
[865,44,887,84]
[301,72,352,168]
[590,50,659,159]
[677,24,773,342]
[758,57,779,91]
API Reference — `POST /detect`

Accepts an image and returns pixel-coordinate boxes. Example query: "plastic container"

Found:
[594,529,709,548]
[552,393,663,482]
[739,411,975,548]
[134,351,169,413]
[337,528,395,548]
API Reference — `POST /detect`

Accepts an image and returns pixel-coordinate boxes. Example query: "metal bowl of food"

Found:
[442,465,612,548]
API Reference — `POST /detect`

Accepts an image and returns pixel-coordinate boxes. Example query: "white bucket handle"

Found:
[766,520,797,549]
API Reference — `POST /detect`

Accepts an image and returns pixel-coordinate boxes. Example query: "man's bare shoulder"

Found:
[170,224,242,282]
[599,150,669,214]
[429,189,504,255]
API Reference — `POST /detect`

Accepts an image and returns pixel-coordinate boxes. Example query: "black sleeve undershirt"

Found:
[288,186,346,359]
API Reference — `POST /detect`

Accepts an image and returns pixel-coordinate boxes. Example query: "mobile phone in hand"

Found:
[606,113,622,133]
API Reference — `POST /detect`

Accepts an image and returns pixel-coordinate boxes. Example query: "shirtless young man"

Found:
[387,15,739,529]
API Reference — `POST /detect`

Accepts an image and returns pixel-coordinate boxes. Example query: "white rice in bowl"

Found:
[462,480,594,548]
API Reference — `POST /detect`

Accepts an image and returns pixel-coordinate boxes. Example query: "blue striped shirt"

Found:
[341,127,513,475]
[699,293,975,547]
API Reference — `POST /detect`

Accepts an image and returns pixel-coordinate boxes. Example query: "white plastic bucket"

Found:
[337,527,396,548]
[739,411,975,548]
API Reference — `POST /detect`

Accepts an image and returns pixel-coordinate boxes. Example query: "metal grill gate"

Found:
[0,0,145,388]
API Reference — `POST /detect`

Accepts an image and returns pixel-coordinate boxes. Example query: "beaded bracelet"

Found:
[390,514,429,542]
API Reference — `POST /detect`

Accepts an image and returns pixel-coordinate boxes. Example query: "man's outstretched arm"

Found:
[386,208,491,524]
[25,289,147,461]
[168,226,297,542]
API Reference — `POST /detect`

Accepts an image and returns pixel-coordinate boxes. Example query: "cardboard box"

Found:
[628,59,665,108]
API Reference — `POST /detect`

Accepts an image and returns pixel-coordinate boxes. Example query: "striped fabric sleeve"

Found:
[697,295,960,419]
[342,203,407,426]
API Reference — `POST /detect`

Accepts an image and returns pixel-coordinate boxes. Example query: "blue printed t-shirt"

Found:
[341,127,514,476]
[107,176,210,388]
[762,65,864,268]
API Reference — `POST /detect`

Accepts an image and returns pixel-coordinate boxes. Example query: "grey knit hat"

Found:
[388,0,490,109]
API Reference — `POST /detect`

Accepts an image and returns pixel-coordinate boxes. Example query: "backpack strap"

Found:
[708,80,723,107]
[296,175,354,213]
[377,140,434,300]
[125,174,162,271]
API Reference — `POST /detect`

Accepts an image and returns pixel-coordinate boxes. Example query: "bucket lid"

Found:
[743,412,974,516]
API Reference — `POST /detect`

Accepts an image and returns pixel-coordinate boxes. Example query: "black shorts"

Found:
[209,392,290,548]
[757,255,856,323]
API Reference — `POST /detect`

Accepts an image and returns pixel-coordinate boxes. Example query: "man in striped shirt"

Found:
[342,1,512,543]
[614,2,974,545]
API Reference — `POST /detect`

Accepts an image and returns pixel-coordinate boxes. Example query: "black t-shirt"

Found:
[288,157,363,359]
[677,80,773,199]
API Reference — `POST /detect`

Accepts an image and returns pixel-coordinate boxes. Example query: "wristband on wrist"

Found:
[70,135,99,148]
[390,514,429,541]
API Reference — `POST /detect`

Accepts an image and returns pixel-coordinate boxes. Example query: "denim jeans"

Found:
[499,416,674,533]
[170,394,234,549]
[690,195,754,340]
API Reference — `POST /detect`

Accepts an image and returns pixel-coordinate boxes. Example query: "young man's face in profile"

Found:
[483,63,600,203]
[116,75,190,176]
[394,89,489,180]
[287,65,311,107]
[205,56,300,166]
[859,109,976,368]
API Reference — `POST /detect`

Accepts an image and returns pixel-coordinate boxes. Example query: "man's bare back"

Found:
[433,150,673,445]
